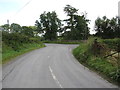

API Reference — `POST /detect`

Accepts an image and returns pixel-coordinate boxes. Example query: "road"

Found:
[2,44,117,88]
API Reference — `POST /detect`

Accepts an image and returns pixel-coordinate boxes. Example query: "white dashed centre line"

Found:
[49,66,63,88]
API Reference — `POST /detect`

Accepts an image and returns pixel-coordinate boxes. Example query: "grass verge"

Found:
[2,42,45,64]
[43,40,81,44]
[73,37,120,86]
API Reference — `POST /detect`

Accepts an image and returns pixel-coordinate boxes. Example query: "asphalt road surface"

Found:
[2,44,118,88]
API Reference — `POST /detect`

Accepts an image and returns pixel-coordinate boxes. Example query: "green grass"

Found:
[73,37,120,85]
[102,38,120,50]
[2,42,45,64]
[43,40,81,44]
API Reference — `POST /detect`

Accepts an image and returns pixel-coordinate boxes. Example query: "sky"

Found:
[0,0,120,34]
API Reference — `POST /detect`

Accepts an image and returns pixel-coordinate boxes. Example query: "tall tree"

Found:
[94,17,102,37]
[64,5,78,32]
[74,15,90,40]
[35,11,62,40]
[94,16,120,38]
[63,5,90,40]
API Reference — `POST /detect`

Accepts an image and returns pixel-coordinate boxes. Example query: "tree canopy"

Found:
[94,16,120,39]
[63,5,90,40]
[2,4,119,41]
[35,11,62,40]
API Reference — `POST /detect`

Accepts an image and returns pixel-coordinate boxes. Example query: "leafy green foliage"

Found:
[2,43,45,64]
[73,37,120,84]
[35,11,62,40]
[64,4,78,32]
[63,5,90,40]
[35,5,90,41]
[2,31,45,64]
[1,23,36,38]
[1,24,10,32]
[21,26,34,37]
[64,5,78,16]
[2,31,40,51]
[102,38,120,51]
[94,16,120,39]
[1,22,45,64]
[10,23,22,33]
[43,40,80,44]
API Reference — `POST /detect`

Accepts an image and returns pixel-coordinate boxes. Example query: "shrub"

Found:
[2,31,41,51]
[102,38,120,51]
[73,37,120,84]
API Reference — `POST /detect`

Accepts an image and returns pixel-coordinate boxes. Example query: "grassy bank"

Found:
[2,31,46,64]
[73,37,120,85]
[2,42,45,64]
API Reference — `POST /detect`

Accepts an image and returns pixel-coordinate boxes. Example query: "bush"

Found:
[2,43,45,63]
[2,31,45,63]
[73,37,120,84]
[102,38,120,51]
[2,31,41,51]
[29,37,40,43]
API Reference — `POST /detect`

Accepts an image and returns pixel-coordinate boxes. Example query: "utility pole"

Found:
[7,19,10,32]
[7,19,9,25]
[118,1,120,24]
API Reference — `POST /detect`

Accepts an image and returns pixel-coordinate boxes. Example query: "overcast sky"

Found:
[0,0,120,34]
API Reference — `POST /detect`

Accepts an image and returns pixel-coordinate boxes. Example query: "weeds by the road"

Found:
[2,43,45,64]
[73,37,120,85]
[2,31,45,64]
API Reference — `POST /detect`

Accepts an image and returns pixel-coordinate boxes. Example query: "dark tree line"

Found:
[1,23,41,51]
[1,5,90,41]
[1,23,37,38]
[94,16,120,39]
[35,5,90,40]
[35,11,62,40]
[1,5,119,41]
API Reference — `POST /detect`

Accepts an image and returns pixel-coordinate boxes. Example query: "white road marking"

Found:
[49,66,63,88]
